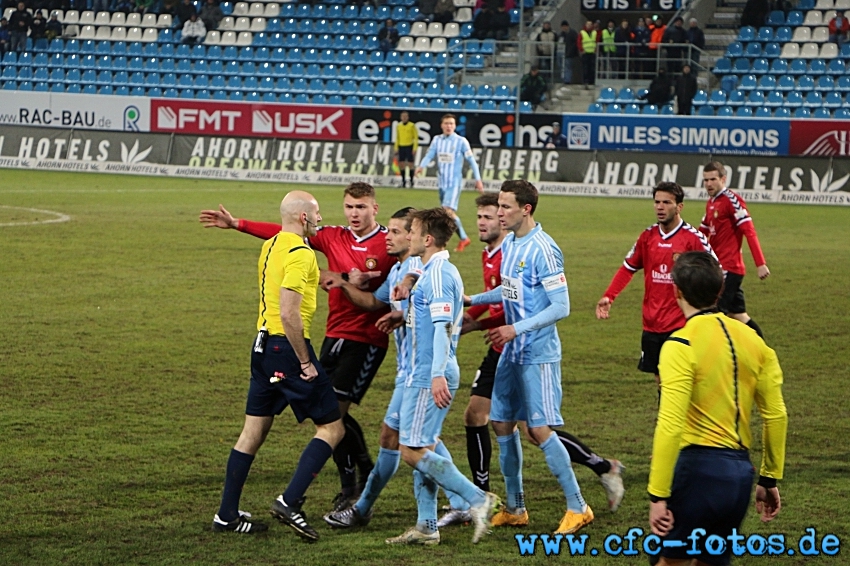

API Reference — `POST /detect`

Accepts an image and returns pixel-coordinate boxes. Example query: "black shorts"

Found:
[247,336,341,425]
[718,272,746,315]
[638,330,674,375]
[319,337,388,404]
[470,347,500,400]
[660,446,754,566]
[397,145,414,162]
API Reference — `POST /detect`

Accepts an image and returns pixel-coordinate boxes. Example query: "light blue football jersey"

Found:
[418,132,482,192]
[499,223,570,365]
[404,250,463,389]
[374,255,422,386]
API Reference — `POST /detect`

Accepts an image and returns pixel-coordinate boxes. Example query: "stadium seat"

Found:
[803,10,823,26]
[605,103,621,114]
[772,106,791,117]
[698,106,715,116]
[804,91,824,107]
[820,42,839,58]
[715,106,733,116]
[732,58,750,73]
[786,10,804,25]
[757,26,774,42]
[708,90,727,106]
[738,74,758,91]
[785,91,804,106]
[624,103,641,115]
[768,58,788,75]
[746,90,766,106]
[737,26,756,42]
[642,104,659,114]
[812,107,832,118]
[780,42,800,58]
[597,87,616,104]
[798,75,816,91]
[788,58,808,75]
[834,107,850,119]
[753,106,772,117]
[736,106,753,117]
[815,75,835,91]
[727,89,746,106]
[745,42,762,58]
[823,92,844,108]
[758,75,777,90]
[765,91,785,107]
[794,107,812,117]
[713,57,732,74]
[801,42,820,58]
[725,41,743,58]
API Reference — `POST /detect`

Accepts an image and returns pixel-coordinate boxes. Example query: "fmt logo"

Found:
[157,106,242,131]
[252,109,345,135]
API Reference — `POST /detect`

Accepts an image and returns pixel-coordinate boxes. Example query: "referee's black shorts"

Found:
[247,336,340,425]
[717,272,747,315]
[397,145,414,162]
[320,337,387,404]
[638,330,674,375]
[660,446,754,566]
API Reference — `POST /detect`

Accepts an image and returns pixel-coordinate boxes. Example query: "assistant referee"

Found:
[213,190,344,541]
[394,111,419,188]
[648,251,787,566]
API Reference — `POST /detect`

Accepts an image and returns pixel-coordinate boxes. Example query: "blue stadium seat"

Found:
[786,11,804,26]
[752,106,771,117]
[823,91,843,108]
[80,40,95,54]
[707,90,727,106]
[726,42,744,58]
[605,103,621,114]
[751,58,769,74]
[797,75,815,91]
[738,27,756,42]
[834,107,850,119]
[766,10,785,25]
[763,42,780,58]
[813,107,832,118]
[34,81,49,91]
[34,67,49,81]
[815,75,835,92]
[716,106,734,116]
[785,91,803,107]
[212,89,227,100]
[697,105,715,116]
[794,107,811,118]
[624,103,641,115]
[195,89,211,100]
[827,59,846,75]
[194,75,209,89]
[597,86,616,104]
[841,43,850,58]
[344,94,361,105]
[112,57,128,71]
[768,58,788,74]
[776,75,795,91]
[377,95,394,107]
[775,26,792,42]
[616,87,635,103]
[757,27,774,42]
[500,100,515,113]
[727,89,746,106]
[788,59,808,75]
[744,42,762,58]
[732,58,750,73]
[464,100,479,110]
[65,83,81,93]
[738,74,757,91]
[758,75,776,90]
[804,91,823,107]
[587,102,604,113]
[746,90,765,106]
[1,79,17,90]
[837,76,850,91]
[692,90,708,107]
[765,91,784,107]
[736,106,753,117]
[642,104,659,114]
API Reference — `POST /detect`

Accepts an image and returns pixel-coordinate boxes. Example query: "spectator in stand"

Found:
[472,4,492,39]
[134,0,157,15]
[675,64,697,115]
[687,18,705,67]
[30,10,46,40]
[648,15,665,74]
[8,2,31,53]
[662,16,688,73]
[475,0,514,10]
[175,0,196,26]
[641,68,672,106]
[613,19,633,78]
[633,17,650,78]
[520,65,547,106]
[0,18,10,57]
[741,0,769,27]
[199,0,223,32]
[160,0,178,17]
[829,11,850,45]
[113,0,135,12]
[182,12,205,43]
[92,0,109,13]
[601,19,616,76]
[432,0,454,25]
[45,12,61,38]
[418,0,436,21]
[378,18,399,52]
[544,122,568,148]
[579,20,598,88]
[491,4,510,39]
[534,21,557,74]
[559,20,578,84]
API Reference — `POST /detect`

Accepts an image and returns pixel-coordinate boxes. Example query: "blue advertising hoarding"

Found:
[563,115,791,156]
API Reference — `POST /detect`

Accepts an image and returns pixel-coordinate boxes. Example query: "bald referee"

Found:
[648,252,787,566]
[212,191,344,541]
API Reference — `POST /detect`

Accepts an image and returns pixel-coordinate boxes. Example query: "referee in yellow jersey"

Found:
[213,190,344,541]
[394,111,419,188]
[648,252,787,566]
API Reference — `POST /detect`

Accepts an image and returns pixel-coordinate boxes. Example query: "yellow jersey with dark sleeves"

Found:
[648,311,787,498]
[394,121,419,151]
[256,231,319,338]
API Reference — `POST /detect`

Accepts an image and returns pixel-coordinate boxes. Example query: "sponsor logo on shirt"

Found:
[651,263,674,283]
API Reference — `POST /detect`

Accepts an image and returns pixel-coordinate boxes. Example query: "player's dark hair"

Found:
[441,113,457,123]
[411,207,457,248]
[500,180,539,214]
[653,182,685,204]
[344,182,375,199]
[672,252,724,309]
[703,161,726,177]
[475,193,499,209]
[392,206,416,231]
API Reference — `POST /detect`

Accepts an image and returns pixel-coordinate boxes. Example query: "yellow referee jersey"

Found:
[395,121,419,151]
[257,231,319,338]
[649,311,787,498]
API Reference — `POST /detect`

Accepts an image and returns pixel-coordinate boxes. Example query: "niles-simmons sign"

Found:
[150,99,352,140]
[564,116,789,156]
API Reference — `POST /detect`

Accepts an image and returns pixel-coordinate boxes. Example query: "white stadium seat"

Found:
[126,26,142,41]
[95,25,111,40]
[800,42,820,57]
[234,16,250,31]
[141,13,157,27]
[426,22,443,37]
[397,36,415,51]
[444,22,460,37]
[250,17,266,32]
[94,11,110,25]
[803,10,822,26]
[219,30,237,45]
[792,26,811,42]
[157,14,172,28]
[126,12,141,26]
[812,26,829,42]
[455,7,472,22]
[142,27,157,42]
[410,21,427,36]
[110,26,127,41]
[204,30,221,44]
[233,2,248,16]
[248,2,264,16]
[63,10,79,24]
[78,24,95,39]
[110,11,125,25]
[236,31,253,46]
[413,36,430,51]
[820,42,838,58]
[429,36,447,51]
[264,3,279,17]
[780,42,800,57]
[218,16,234,30]
[79,11,95,24]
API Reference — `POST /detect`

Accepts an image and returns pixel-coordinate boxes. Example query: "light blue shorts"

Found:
[490,358,564,429]
[382,379,405,431]
[438,183,461,211]
[398,384,457,448]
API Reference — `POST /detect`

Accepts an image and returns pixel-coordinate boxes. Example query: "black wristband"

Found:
[649,494,667,503]
[757,476,777,489]
[341,272,349,282]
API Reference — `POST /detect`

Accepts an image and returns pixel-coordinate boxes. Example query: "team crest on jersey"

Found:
[365,257,378,270]
[515,261,526,274]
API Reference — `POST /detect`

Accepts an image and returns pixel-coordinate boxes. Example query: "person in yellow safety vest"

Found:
[601,19,616,78]
[579,20,598,88]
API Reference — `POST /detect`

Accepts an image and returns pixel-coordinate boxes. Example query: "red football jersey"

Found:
[604,220,715,334]
[237,219,393,348]
[466,243,506,353]
[699,188,766,276]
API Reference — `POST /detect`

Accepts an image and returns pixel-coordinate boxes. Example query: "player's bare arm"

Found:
[595,296,612,319]
[375,310,404,334]
[199,204,239,229]
[279,288,317,381]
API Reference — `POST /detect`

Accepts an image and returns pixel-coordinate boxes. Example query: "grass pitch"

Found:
[1,169,848,565]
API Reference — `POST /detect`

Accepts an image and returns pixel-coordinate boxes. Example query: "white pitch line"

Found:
[0,205,71,227]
